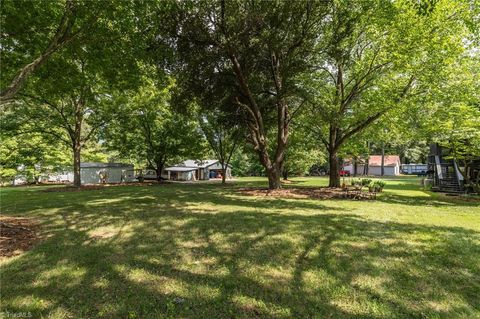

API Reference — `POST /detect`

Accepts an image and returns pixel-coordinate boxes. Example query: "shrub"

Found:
[361,178,372,186]
[374,180,386,192]
[368,180,387,193]
[351,178,362,186]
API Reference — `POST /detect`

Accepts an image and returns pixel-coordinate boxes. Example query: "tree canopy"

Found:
[105,78,206,180]
[1,0,478,189]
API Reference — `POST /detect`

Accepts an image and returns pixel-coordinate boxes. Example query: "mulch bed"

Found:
[0,217,40,258]
[238,187,376,200]
[41,181,170,192]
[43,185,106,192]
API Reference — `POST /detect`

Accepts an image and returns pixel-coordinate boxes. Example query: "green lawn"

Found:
[1,177,479,319]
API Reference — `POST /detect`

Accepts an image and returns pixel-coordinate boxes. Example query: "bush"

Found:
[351,178,362,186]
[368,180,386,193]
[361,178,372,186]
[375,180,386,191]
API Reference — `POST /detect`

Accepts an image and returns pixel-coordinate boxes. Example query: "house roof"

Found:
[80,162,133,168]
[164,167,197,172]
[178,159,219,168]
[169,159,232,169]
[368,155,400,167]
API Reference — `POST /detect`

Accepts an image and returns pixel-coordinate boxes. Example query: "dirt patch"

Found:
[41,181,171,192]
[238,187,376,200]
[43,185,105,192]
[0,217,40,258]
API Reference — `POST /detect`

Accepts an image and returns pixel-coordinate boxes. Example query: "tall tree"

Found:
[423,54,480,189]
[105,80,206,180]
[199,109,243,184]
[0,123,70,184]
[2,2,143,186]
[164,0,327,189]
[305,0,470,187]
[6,80,119,187]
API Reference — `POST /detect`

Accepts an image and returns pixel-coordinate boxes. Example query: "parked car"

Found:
[136,169,167,181]
[339,169,350,177]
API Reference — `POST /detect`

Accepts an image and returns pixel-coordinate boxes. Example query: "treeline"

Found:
[1,0,479,188]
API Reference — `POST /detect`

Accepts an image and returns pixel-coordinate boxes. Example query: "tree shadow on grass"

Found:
[1,189,479,319]
[377,190,480,207]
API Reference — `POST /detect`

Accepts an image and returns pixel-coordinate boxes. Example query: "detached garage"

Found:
[367,155,401,176]
[343,155,401,176]
[80,162,135,184]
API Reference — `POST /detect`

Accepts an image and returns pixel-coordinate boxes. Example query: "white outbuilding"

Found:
[80,162,135,184]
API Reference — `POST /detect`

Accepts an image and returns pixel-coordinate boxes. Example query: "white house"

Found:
[164,160,232,181]
[343,155,401,176]
[80,162,135,184]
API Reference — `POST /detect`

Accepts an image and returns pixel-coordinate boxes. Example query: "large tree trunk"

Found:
[73,142,81,187]
[256,150,283,189]
[266,165,282,189]
[229,52,287,190]
[353,157,358,176]
[221,164,227,184]
[328,150,340,187]
[328,125,341,187]
[72,95,84,187]
[475,169,480,193]
[155,162,164,182]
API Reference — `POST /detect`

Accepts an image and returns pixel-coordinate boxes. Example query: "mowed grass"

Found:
[0,177,479,319]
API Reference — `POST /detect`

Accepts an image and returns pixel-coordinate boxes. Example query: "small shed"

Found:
[80,162,135,184]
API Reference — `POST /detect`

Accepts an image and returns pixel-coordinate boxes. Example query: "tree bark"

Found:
[155,161,164,182]
[366,141,370,175]
[381,142,385,176]
[353,157,358,176]
[71,93,85,187]
[266,165,282,189]
[155,164,163,182]
[475,169,480,193]
[221,162,227,184]
[327,124,341,187]
[328,151,340,187]
[73,142,81,187]
[229,51,287,190]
